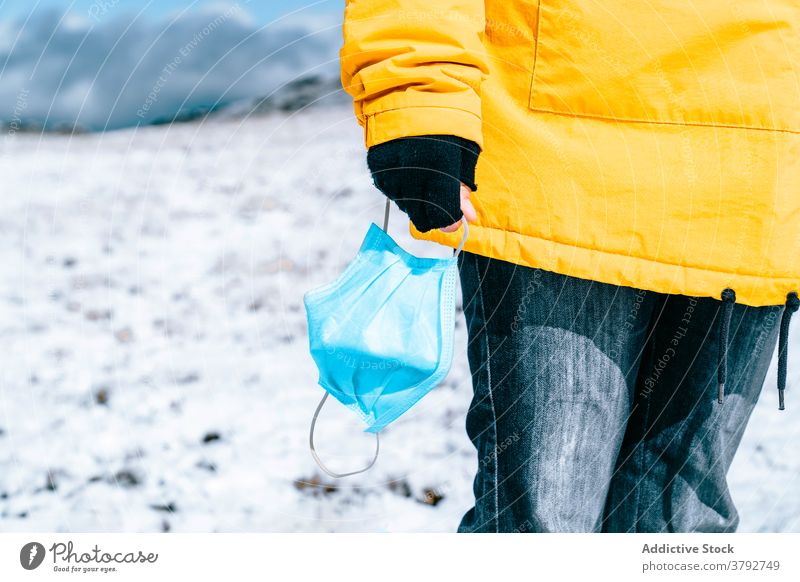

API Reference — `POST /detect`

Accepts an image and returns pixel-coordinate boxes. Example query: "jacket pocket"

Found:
[528,0,800,131]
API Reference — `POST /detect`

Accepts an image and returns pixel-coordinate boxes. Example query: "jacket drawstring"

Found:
[777,291,799,411]
[717,288,737,404]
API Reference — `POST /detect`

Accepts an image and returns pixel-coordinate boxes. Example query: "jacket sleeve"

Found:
[340,0,489,148]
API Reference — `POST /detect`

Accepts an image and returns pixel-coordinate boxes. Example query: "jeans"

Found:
[457,252,782,533]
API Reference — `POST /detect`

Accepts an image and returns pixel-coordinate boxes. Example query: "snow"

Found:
[0,105,798,532]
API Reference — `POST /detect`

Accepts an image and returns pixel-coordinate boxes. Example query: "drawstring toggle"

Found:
[717,288,737,404]
[777,291,799,411]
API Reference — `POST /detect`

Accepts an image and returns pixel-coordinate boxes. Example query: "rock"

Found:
[196,460,217,472]
[112,470,140,488]
[85,309,113,322]
[293,475,338,497]
[94,388,110,405]
[45,470,60,492]
[153,318,183,337]
[201,432,221,444]
[114,327,134,343]
[386,478,413,499]
[418,487,445,506]
[174,372,199,385]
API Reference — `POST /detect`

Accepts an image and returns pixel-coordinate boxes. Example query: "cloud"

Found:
[0,4,341,130]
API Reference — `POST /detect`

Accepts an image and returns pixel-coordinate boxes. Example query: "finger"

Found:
[439,221,461,233]
[461,197,477,223]
[439,183,476,233]
[460,183,478,223]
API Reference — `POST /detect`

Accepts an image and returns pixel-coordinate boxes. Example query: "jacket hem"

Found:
[414,223,800,307]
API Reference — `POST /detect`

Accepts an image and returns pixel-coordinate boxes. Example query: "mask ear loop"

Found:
[454,218,469,256]
[308,201,468,478]
[383,197,391,232]
[309,392,380,478]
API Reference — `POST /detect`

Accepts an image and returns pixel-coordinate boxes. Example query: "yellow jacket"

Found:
[341,0,800,307]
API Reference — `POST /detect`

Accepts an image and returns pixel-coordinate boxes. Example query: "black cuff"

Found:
[458,138,480,191]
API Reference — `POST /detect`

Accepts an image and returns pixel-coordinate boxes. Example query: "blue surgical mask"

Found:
[304,203,467,477]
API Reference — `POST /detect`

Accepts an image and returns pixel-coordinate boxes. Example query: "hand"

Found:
[367,135,480,233]
[439,183,477,233]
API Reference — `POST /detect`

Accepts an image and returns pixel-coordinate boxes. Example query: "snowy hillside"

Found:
[0,5,340,131]
[0,106,798,532]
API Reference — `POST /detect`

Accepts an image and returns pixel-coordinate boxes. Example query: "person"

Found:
[339,0,800,532]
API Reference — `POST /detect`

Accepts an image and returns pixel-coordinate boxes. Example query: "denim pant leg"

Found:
[602,295,782,532]
[457,252,657,533]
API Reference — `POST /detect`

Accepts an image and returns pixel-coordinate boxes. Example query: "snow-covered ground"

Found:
[0,106,798,532]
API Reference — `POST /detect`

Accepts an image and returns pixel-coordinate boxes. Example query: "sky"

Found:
[0,0,344,25]
[0,0,346,130]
